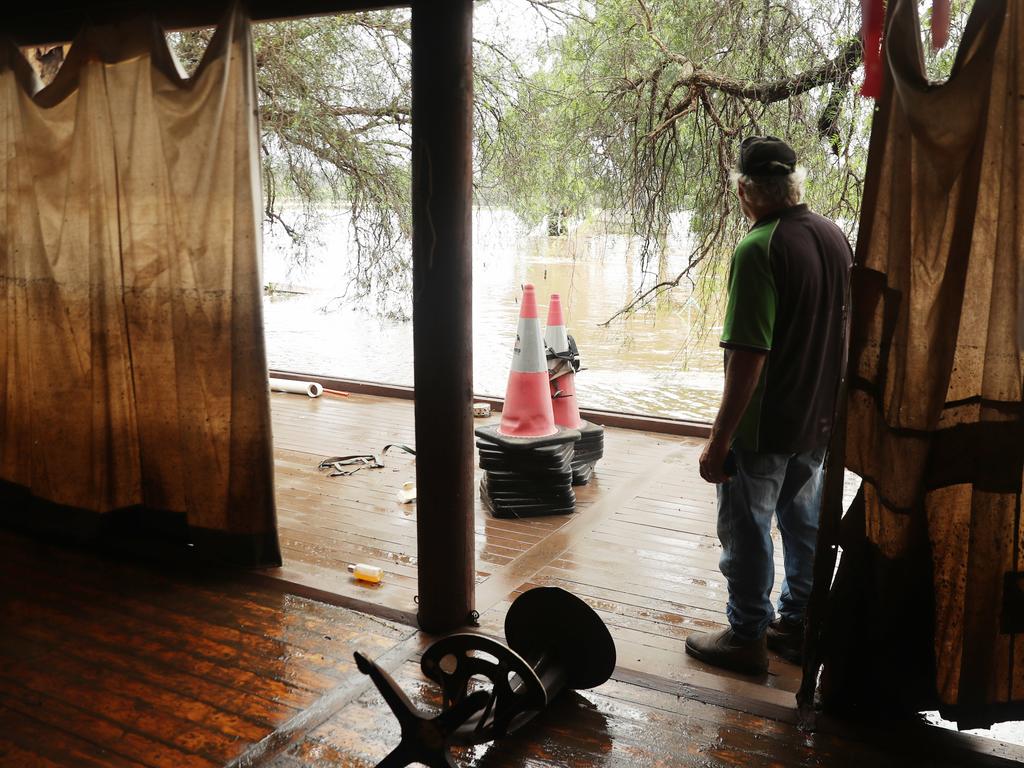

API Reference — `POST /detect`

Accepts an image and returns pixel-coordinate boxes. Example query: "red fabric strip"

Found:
[932,0,951,50]
[861,0,886,98]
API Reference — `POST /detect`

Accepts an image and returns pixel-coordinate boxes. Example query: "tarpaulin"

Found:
[0,6,280,566]
[822,0,1023,728]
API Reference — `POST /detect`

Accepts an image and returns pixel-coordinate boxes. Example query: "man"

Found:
[684,136,852,675]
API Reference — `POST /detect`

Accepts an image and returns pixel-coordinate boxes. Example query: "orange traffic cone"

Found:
[476,284,582,518]
[544,293,604,486]
[498,284,558,438]
[544,293,584,429]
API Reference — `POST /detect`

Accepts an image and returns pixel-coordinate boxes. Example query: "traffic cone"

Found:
[498,284,557,438]
[544,293,584,429]
[543,293,604,486]
[475,284,582,518]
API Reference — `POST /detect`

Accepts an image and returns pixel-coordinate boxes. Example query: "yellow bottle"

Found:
[348,563,383,583]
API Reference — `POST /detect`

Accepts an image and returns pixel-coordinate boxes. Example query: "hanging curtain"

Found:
[820,0,1023,728]
[0,6,280,567]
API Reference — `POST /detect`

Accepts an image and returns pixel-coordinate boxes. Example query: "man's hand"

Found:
[701,348,766,485]
[699,437,732,484]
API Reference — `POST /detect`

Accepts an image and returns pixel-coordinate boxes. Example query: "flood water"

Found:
[263,208,724,422]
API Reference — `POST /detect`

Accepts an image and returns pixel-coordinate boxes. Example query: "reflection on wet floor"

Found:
[0,528,416,766]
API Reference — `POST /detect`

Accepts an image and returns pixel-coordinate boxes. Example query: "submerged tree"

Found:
[162,1,968,320]
[482,0,870,321]
[483,0,971,322]
[173,2,873,321]
[169,2,560,318]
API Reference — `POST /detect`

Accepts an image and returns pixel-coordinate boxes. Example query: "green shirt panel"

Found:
[721,220,779,351]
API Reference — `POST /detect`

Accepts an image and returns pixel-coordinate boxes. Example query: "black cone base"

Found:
[505,586,617,691]
[475,425,580,519]
[570,421,604,486]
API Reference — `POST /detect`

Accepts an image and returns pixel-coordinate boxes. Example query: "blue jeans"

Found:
[717,447,826,639]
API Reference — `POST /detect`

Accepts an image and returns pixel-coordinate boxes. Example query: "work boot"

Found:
[684,627,768,676]
[766,616,804,665]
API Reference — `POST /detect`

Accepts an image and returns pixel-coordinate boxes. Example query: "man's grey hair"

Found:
[730,166,807,209]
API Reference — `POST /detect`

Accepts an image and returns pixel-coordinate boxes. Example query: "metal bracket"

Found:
[353,652,488,768]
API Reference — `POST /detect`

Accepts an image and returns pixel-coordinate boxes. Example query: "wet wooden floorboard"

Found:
[267,392,802,699]
[2,531,1017,767]
[264,660,1009,768]
[0,532,414,768]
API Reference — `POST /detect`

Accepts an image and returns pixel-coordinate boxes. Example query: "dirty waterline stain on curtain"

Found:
[0,5,280,566]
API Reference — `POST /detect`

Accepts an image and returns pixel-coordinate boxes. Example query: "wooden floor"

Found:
[0,531,416,767]
[267,391,799,704]
[1,531,1017,767]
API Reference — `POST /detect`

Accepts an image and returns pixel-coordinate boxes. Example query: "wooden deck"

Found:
[1,530,1017,767]
[267,390,797,706]
[6,391,1004,767]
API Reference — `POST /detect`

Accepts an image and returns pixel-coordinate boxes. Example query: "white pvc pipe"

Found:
[269,377,323,398]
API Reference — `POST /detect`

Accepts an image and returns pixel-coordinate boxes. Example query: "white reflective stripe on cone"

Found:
[545,323,569,355]
[511,316,548,373]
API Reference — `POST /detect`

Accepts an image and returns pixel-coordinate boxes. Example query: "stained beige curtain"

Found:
[0,7,280,566]
[821,0,1023,728]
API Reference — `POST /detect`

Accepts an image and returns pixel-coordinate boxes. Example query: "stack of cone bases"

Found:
[544,293,604,485]
[476,284,581,518]
[476,441,577,517]
[569,424,604,485]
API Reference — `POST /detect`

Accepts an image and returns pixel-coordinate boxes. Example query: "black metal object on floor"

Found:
[355,586,617,768]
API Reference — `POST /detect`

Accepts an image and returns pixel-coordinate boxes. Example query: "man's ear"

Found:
[736,181,747,203]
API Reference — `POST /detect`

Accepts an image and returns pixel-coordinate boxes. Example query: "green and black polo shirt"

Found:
[721,203,852,454]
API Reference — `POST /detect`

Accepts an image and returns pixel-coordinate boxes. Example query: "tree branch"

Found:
[647,35,863,139]
[685,36,862,103]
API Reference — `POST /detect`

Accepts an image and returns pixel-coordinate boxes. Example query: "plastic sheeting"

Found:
[0,6,279,566]
[821,0,1023,728]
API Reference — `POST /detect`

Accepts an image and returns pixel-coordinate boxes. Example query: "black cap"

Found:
[738,136,797,176]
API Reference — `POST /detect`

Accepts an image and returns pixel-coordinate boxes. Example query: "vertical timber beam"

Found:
[411,0,475,633]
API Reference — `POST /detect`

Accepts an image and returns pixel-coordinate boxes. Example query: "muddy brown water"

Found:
[263,208,724,422]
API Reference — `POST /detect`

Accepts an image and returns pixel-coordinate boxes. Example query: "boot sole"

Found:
[684,639,768,676]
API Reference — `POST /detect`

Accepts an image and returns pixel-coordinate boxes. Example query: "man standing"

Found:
[684,136,851,675]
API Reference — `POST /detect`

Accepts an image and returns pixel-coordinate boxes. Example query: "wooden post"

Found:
[410,0,475,634]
